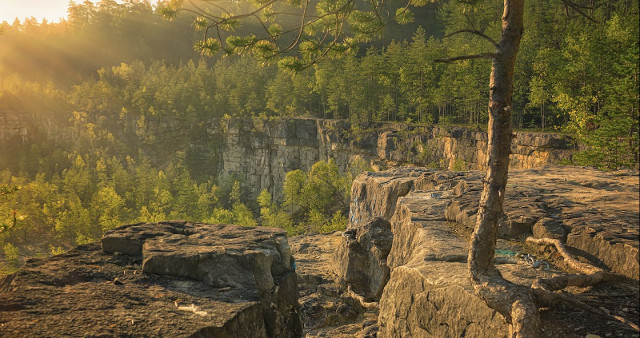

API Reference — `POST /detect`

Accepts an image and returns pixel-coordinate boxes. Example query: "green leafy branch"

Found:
[158,0,434,71]
[1,185,24,234]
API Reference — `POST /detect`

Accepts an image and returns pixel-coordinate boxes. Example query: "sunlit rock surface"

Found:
[213,118,577,201]
[339,166,639,337]
[0,221,302,337]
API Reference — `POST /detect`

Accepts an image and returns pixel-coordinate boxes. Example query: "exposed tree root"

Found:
[525,236,620,291]
[470,234,637,337]
[528,237,636,330]
[470,264,541,337]
[525,236,638,332]
[526,237,603,274]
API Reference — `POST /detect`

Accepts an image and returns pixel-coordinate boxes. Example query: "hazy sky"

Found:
[0,0,72,23]
[0,0,125,24]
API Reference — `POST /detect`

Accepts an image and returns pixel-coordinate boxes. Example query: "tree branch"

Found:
[435,52,498,63]
[560,0,599,23]
[443,29,500,50]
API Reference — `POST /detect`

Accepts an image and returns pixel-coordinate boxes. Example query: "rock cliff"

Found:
[1,168,638,337]
[339,166,639,337]
[0,221,302,337]
[0,111,29,143]
[212,118,577,200]
[2,115,577,202]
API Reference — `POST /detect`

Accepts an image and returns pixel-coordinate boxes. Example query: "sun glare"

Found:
[0,0,72,24]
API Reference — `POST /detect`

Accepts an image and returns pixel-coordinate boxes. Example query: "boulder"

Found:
[336,217,393,300]
[1,221,303,337]
[348,167,435,226]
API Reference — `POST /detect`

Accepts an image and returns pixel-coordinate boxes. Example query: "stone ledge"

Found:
[1,221,303,337]
[340,166,639,337]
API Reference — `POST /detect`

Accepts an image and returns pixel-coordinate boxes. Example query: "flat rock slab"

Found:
[351,166,639,279]
[347,166,639,337]
[0,244,266,337]
[1,222,303,337]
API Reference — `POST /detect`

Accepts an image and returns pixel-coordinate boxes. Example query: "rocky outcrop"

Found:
[290,232,379,337]
[335,217,393,300]
[0,112,29,143]
[213,118,577,201]
[338,166,639,337]
[1,221,302,337]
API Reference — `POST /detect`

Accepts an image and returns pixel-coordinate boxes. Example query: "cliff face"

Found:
[339,166,639,337]
[214,118,577,200]
[2,114,577,201]
[0,112,29,143]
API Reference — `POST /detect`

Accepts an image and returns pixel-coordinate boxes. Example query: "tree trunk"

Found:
[467,1,540,337]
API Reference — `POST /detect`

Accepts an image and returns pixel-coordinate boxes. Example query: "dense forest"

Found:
[0,0,638,272]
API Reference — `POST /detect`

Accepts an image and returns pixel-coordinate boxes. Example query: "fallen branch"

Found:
[526,237,620,290]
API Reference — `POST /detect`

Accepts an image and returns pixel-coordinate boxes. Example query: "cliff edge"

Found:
[338,166,639,337]
[0,221,302,337]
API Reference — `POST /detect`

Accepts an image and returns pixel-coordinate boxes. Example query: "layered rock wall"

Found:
[339,167,639,336]
[0,111,29,143]
[213,118,577,201]
[1,114,577,203]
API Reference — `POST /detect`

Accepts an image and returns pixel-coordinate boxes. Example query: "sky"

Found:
[0,0,106,23]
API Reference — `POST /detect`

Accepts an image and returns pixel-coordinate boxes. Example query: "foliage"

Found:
[2,1,637,171]
[0,0,637,269]
[319,211,348,233]
[267,158,362,234]
[0,150,225,259]
[258,189,295,233]
[452,158,466,171]
[2,243,19,271]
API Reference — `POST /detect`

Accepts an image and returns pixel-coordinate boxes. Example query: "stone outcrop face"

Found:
[3,115,577,202]
[213,118,577,201]
[378,263,509,337]
[338,166,639,337]
[0,112,29,143]
[1,221,303,337]
[335,217,393,300]
[289,232,380,337]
